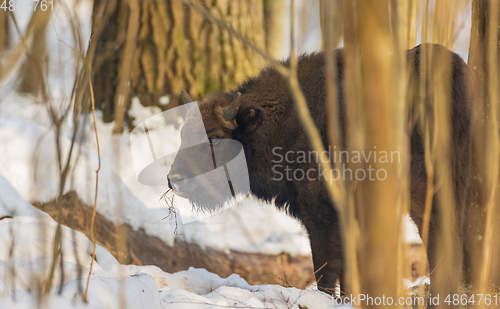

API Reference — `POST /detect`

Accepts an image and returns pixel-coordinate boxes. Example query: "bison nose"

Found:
[167,174,173,189]
[167,174,186,190]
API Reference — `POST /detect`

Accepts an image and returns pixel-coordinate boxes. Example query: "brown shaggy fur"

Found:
[169,43,475,294]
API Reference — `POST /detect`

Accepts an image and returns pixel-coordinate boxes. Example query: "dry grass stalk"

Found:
[474,1,500,307]
[342,1,408,307]
[84,60,101,303]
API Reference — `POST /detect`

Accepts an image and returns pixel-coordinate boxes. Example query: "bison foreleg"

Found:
[298,192,344,296]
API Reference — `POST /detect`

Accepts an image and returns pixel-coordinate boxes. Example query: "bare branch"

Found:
[84,59,101,303]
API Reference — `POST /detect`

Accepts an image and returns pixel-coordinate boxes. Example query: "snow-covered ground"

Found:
[0,176,341,309]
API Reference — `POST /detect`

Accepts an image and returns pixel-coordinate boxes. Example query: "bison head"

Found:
[167,90,264,212]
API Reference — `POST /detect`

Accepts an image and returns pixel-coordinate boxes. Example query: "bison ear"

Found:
[236,105,264,132]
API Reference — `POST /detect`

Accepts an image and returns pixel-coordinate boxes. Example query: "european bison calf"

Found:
[168,43,474,294]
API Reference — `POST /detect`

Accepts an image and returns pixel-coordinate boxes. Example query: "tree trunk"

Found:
[264,0,286,59]
[319,0,342,50]
[17,9,52,96]
[91,0,266,132]
[0,10,10,66]
[112,0,140,134]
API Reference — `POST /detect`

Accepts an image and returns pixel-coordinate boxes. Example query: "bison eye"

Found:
[209,138,220,146]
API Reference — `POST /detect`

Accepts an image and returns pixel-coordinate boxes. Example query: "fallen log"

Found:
[33,192,315,288]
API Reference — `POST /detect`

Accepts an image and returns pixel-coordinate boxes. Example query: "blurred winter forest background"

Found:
[0,0,498,308]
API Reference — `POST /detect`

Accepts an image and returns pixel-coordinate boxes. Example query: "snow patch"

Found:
[0,176,345,308]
